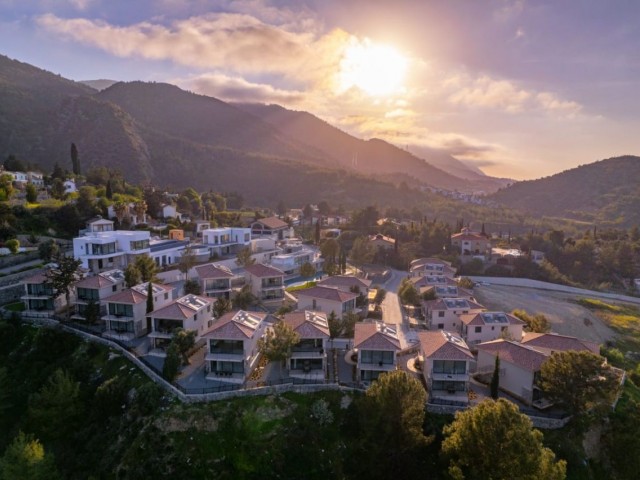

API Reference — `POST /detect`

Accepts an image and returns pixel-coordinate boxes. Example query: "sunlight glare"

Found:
[339,39,408,96]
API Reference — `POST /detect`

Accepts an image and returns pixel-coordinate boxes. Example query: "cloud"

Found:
[175,73,305,104]
[35,12,347,80]
[493,0,526,23]
[446,73,582,116]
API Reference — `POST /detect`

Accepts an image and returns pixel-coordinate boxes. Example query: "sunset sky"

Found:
[2,0,639,180]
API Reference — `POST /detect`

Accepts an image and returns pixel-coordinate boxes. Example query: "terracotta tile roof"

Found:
[411,275,457,287]
[195,263,234,279]
[354,322,401,350]
[369,233,395,243]
[476,339,548,372]
[104,289,146,304]
[253,216,289,230]
[296,285,358,303]
[410,257,451,268]
[282,310,330,338]
[151,294,211,320]
[22,272,48,284]
[205,310,267,339]
[75,274,115,289]
[245,263,285,278]
[423,298,484,311]
[318,275,372,290]
[521,332,600,354]
[460,312,526,326]
[418,330,473,360]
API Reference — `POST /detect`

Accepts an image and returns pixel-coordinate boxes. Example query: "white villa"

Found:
[201,227,252,258]
[72,269,125,321]
[244,263,285,306]
[148,294,213,356]
[460,311,525,346]
[422,298,485,332]
[282,311,330,380]
[296,285,358,318]
[203,310,269,384]
[353,321,401,382]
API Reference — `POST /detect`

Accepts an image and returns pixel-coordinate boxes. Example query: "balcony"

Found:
[358,361,396,372]
[431,372,469,382]
[102,313,135,322]
[206,352,245,362]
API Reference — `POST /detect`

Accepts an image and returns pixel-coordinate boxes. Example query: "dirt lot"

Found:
[473,284,616,344]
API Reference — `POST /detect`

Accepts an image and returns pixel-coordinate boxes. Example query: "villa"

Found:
[282,311,330,380]
[353,321,401,382]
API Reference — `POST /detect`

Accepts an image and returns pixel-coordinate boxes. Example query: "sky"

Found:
[2,0,640,180]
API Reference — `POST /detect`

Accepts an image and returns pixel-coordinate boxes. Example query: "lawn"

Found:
[4,301,25,312]
[578,297,640,359]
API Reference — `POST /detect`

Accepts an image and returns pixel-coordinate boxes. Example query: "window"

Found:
[108,303,133,317]
[91,242,116,255]
[112,285,117,292]
[437,323,444,329]
[360,350,394,365]
[474,326,482,333]
[130,239,150,251]
[164,293,169,300]
[77,287,99,301]
[432,360,466,374]
[438,311,445,317]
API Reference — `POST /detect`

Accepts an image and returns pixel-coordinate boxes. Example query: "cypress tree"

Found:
[146,281,154,314]
[490,355,500,399]
[70,143,80,176]
[105,179,113,199]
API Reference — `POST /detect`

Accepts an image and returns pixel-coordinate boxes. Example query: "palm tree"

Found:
[133,200,147,224]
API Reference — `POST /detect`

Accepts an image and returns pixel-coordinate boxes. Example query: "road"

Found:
[378,268,417,348]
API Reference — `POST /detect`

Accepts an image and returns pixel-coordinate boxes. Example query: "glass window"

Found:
[91,243,116,255]
[108,303,133,317]
[77,287,99,301]
[438,311,445,317]
[129,239,150,251]
[474,326,482,333]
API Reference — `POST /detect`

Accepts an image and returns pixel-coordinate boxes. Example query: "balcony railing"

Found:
[431,372,469,382]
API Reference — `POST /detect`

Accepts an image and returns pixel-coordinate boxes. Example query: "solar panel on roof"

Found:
[481,312,509,324]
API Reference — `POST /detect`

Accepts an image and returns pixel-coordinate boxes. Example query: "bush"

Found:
[5,238,19,254]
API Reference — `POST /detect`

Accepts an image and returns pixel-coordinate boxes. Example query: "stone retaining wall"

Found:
[0,284,26,305]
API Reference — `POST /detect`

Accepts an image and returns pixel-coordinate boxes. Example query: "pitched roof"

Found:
[205,310,267,339]
[423,298,484,311]
[419,331,473,360]
[104,289,147,304]
[369,233,395,243]
[282,311,330,338]
[150,294,211,320]
[410,257,450,268]
[195,263,234,279]
[296,285,358,303]
[75,270,124,289]
[476,339,548,372]
[354,322,401,350]
[22,272,49,284]
[410,275,457,287]
[244,263,285,278]
[253,216,288,230]
[460,312,526,326]
[521,332,600,354]
[318,275,372,290]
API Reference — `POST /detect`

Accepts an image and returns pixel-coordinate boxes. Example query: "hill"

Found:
[79,79,117,90]
[236,102,472,191]
[489,156,640,226]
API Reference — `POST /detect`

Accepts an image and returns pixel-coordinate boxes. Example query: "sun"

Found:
[338,39,408,96]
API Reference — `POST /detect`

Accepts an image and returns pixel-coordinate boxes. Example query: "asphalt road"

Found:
[379,268,418,348]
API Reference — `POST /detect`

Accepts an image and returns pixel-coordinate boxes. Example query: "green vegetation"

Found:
[578,298,640,353]
[285,281,317,292]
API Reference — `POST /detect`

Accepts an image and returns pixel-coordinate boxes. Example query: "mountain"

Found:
[235,103,469,191]
[489,156,640,226]
[80,79,117,91]
[0,54,94,161]
[236,103,511,192]
[0,53,497,209]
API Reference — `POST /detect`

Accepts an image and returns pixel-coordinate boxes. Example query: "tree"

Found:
[113,201,128,225]
[124,263,141,288]
[373,288,387,307]
[458,277,474,289]
[172,328,197,365]
[398,278,420,306]
[133,200,147,224]
[258,321,300,378]
[27,369,82,443]
[540,350,619,417]
[341,311,359,338]
[184,279,202,295]
[349,371,431,479]
[511,309,551,333]
[350,236,375,272]
[105,179,113,200]
[70,142,80,176]
[37,240,59,262]
[0,174,14,201]
[45,253,81,320]
[213,297,232,319]
[3,154,26,172]
[51,163,65,180]
[162,343,181,381]
[134,254,158,283]
[299,262,316,279]
[442,399,566,480]
[232,285,256,309]
[315,221,321,244]
[302,204,314,224]
[490,355,500,399]
[327,311,341,339]
[235,247,255,268]
[50,178,65,200]
[146,281,154,314]
[0,431,61,480]
[25,183,38,203]
[276,200,287,216]
[5,239,19,254]
[76,186,98,218]
[320,238,340,263]
[178,245,197,280]
[85,299,100,324]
